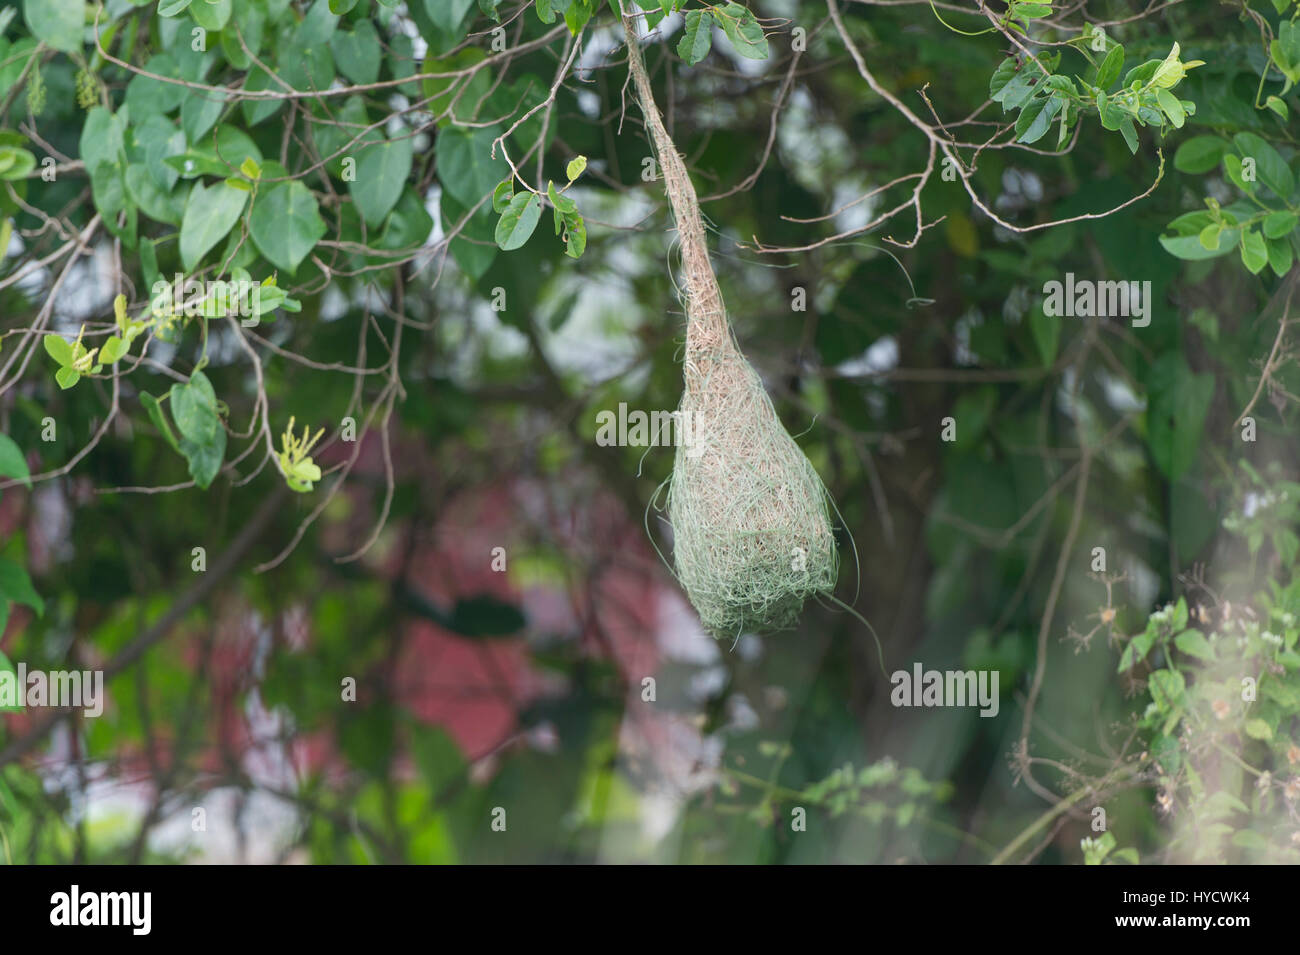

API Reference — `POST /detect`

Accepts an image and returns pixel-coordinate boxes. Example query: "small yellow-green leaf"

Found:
[43,333,74,366]
[99,336,130,364]
[1173,629,1214,661]
[1243,718,1273,740]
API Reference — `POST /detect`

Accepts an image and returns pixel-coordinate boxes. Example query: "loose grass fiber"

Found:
[625,18,839,639]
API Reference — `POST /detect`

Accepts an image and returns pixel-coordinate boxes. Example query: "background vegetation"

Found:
[0,0,1297,864]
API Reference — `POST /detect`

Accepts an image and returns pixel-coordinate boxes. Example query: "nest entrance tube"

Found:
[624,17,839,638]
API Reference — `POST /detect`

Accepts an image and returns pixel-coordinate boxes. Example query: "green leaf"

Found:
[428,0,476,33]
[329,0,359,13]
[191,0,233,31]
[79,107,126,174]
[1173,629,1214,661]
[988,57,1016,98]
[1016,95,1060,144]
[1146,353,1214,480]
[279,34,336,93]
[132,116,187,193]
[1233,132,1294,200]
[715,3,768,60]
[189,124,263,174]
[546,179,576,215]
[88,160,137,248]
[1154,353,1211,480]
[125,164,185,226]
[1281,20,1300,67]
[677,9,713,65]
[250,180,327,275]
[0,434,30,488]
[159,0,195,15]
[376,186,433,250]
[440,193,497,280]
[349,136,414,227]
[562,0,592,34]
[98,336,130,364]
[1148,668,1185,710]
[180,427,226,490]
[125,53,189,121]
[562,212,586,258]
[0,557,43,617]
[55,367,81,390]
[1173,136,1227,174]
[1160,211,1240,260]
[141,392,182,452]
[491,179,513,214]
[436,127,509,208]
[166,152,226,180]
[0,147,35,181]
[992,58,1046,111]
[170,371,220,445]
[23,0,83,54]
[1243,718,1273,740]
[1223,154,1254,195]
[1263,210,1298,239]
[241,67,286,126]
[330,19,381,86]
[494,192,541,250]
[566,155,587,181]
[42,333,73,367]
[180,181,250,271]
[1171,597,1188,632]
[1240,227,1268,274]
[1095,44,1124,90]
[1155,88,1185,128]
[1231,829,1270,851]
[1268,234,1294,276]
[295,4,342,43]
[1029,307,1058,367]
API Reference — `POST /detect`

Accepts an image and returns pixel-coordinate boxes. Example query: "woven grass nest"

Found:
[626,19,839,639]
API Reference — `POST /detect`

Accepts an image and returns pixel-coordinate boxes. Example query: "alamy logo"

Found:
[0,665,104,717]
[1041,273,1152,327]
[594,403,704,457]
[50,886,151,935]
[151,272,263,324]
[890,663,1000,717]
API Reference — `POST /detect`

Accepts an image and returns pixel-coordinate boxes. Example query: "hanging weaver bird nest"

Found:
[625,18,839,638]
